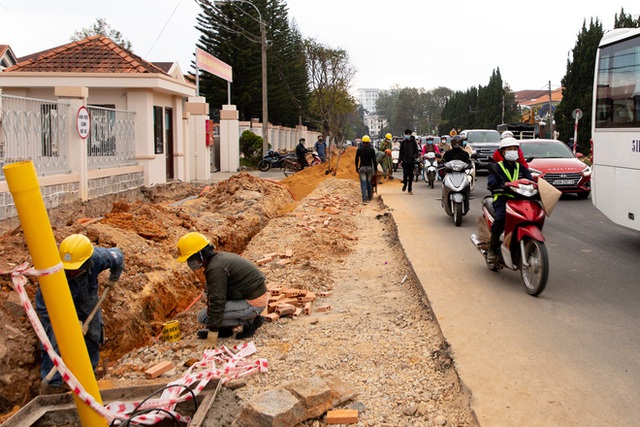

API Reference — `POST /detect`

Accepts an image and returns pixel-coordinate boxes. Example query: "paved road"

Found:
[378,172,640,426]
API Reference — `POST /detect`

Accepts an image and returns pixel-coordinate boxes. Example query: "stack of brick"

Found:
[263,287,332,321]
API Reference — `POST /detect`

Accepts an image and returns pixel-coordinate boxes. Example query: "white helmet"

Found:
[500,131,514,140]
[499,137,520,150]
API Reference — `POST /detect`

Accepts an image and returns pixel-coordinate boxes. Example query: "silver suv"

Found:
[460,129,501,170]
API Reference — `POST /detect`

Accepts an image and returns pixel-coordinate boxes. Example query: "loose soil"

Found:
[0,148,478,426]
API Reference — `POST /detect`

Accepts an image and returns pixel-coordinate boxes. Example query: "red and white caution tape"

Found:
[2,263,268,425]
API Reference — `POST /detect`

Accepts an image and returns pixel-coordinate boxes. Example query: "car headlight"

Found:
[581,165,592,176]
[529,167,543,177]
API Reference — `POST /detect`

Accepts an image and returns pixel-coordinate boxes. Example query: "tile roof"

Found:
[520,87,563,107]
[4,35,168,75]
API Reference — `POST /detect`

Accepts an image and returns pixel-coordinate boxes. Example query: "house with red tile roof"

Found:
[0,35,208,186]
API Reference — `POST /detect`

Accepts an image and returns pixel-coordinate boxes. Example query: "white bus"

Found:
[592,27,640,231]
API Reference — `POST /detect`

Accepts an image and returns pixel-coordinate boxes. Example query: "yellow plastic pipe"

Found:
[3,161,107,427]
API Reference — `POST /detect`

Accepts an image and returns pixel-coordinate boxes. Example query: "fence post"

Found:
[55,87,89,200]
[220,105,239,173]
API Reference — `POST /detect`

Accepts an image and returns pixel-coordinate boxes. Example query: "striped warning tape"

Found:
[2,263,268,424]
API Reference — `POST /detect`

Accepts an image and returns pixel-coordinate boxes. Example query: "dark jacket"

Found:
[296,142,309,166]
[399,136,419,164]
[36,247,124,322]
[487,160,533,191]
[442,147,472,165]
[355,144,377,170]
[204,251,267,331]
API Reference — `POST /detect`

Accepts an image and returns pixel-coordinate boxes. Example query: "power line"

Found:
[145,0,183,58]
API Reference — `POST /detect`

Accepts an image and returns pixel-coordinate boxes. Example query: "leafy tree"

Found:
[305,39,357,145]
[554,18,603,153]
[239,130,263,164]
[614,7,640,28]
[375,86,453,136]
[71,18,132,51]
[195,0,308,128]
[440,68,518,131]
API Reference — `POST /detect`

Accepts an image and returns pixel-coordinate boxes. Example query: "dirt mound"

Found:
[0,172,304,410]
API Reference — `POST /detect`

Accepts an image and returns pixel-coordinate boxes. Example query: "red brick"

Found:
[145,361,174,378]
[326,409,358,424]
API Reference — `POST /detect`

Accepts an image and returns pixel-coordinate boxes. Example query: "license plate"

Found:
[552,179,577,185]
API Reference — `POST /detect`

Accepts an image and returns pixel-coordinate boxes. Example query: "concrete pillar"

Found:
[185,97,210,180]
[220,104,239,173]
[55,86,89,200]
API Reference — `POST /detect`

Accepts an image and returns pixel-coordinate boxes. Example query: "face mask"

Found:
[404,135,410,139]
[504,150,519,162]
[187,259,203,271]
[428,141,433,145]
[187,252,204,271]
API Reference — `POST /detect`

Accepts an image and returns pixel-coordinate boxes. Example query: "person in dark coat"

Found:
[176,232,267,345]
[355,135,377,204]
[296,138,310,169]
[399,129,419,194]
[486,138,534,261]
[36,234,124,391]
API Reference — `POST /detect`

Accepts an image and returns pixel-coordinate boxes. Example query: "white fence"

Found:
[0,94,70,177]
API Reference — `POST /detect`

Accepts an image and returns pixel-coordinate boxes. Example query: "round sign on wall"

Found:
[76,106,90,140]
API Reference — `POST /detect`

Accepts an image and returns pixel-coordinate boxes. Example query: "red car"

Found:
[519,139,591,199]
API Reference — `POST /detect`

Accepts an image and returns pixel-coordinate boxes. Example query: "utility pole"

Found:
[548,80,553,139]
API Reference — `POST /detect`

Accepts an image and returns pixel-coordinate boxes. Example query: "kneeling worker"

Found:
[176,232,267,346]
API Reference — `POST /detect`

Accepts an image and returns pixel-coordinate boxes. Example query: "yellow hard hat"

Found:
[362,135,371,143]
[385,133,392,140]
[177,232,210,262]
[59,234,94,270]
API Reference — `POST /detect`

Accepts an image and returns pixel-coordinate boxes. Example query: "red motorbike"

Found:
[470,179,549,296]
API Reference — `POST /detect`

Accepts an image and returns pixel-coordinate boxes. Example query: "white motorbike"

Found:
[422,152,440,188]
[440,160,472,226]
[391,146,400,171]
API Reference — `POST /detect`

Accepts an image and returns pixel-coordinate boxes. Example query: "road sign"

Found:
[76,106,90,140]
[572,108,583,120]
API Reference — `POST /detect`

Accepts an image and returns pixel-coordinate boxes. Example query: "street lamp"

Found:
[214,0,269,155]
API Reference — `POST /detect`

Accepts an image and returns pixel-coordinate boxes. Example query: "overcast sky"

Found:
[0,1,635,94]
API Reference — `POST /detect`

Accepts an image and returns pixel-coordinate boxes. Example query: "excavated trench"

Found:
[0,149,358,424]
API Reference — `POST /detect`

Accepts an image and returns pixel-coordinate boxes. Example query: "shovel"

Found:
[42,281,115,384]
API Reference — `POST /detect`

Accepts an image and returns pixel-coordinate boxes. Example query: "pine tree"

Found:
[555,19,603,153]
[614,7,640,28]
[194,0,308,128]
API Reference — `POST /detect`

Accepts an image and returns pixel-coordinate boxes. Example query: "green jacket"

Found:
[204,251,267,330]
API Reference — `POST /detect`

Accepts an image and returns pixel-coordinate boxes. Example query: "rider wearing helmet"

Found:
[442,135,472,164]
[35,234,124,391]
[492,131,528,167]
[486,138,534,261]
[177,231,267,344]
[421,136,441,155]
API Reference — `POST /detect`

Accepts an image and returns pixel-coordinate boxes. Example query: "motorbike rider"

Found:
[440,135,473,210]
[492,131,529,167]
[438,136,452,153]
[421,136,441,156]
[486,137,534,261]
[399,129,419,194]
[296,138,311,169]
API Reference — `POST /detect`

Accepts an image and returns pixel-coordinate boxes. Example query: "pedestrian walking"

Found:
[314,135,327,163]
[399,129,419,194]
[355,135,377,204]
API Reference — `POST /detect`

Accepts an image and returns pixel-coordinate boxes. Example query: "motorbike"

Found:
[413,156,422,182]
[440,159,472,226]
[422,152,440,188]
[470,178,549,296]
[257,149,295,172]
[391,146,400,171]
[283,150,322,177]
